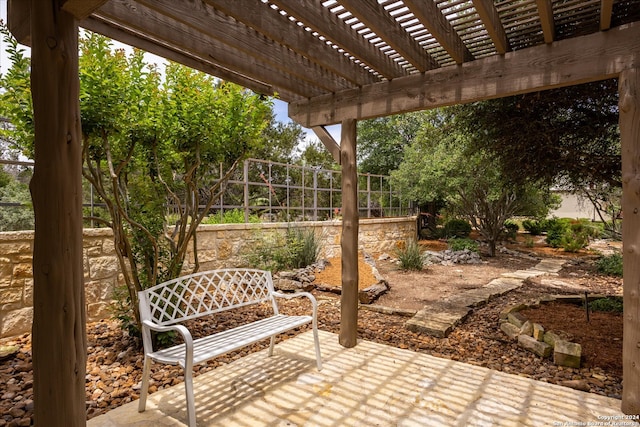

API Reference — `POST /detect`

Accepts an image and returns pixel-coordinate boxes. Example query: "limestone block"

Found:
[533,323,545,341]
[518,334,552,357]
[0,257,13,286]
[543,331,561,347]
[507,311,527,328]
[0,242,31,256]
[519,320,533,336]
[499,303,527,320]
[12,263,32,279]
[500,321,520,340]
[0,287,23,305]
[217,239,233,260]
[0,307,33,338]
[87,302,112,321]
[23,279,33,305]
[89,256,120,280]
[554,340,582,368]
[102,238,115,255]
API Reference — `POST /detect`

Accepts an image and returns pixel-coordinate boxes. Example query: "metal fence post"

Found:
[244,159,249,223]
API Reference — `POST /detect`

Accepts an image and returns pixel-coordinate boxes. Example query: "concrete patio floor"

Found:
[88,330,631,427]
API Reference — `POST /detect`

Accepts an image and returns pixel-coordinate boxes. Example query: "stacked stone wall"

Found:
[0,217,416,338]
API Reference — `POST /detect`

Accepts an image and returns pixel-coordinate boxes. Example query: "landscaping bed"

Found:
[0,238,623,425]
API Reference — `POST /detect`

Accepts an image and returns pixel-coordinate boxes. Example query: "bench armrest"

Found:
[272,291,318,318]
[141,320,194,366]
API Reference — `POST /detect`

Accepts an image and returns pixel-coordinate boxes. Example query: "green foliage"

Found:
[443,218,471,238]
[545,218,571,248]
[448,238,479,253]
[390,108,557,257]
[246,228,322,272]
[522,219,547,235]
[596,253,623,277]
[589,296,623,313]
[524,236,535,247]
[202,209,261,224]
[395,240,423,271]
[503,220,519,240]
[0,179,34,231]
[452,80,621,191]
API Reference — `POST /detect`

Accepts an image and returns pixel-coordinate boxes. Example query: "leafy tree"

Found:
[391,109,556,256]
[357,112,425,175]
[0,179,34,231]
[0,28,272,333]
[453,80,620,189]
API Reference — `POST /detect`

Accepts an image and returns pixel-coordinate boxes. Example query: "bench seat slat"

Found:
[148,314,312,365]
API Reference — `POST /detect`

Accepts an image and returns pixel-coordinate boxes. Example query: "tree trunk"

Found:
[620,68,640,415]
[339,119,359,348]
[30,2,86,425]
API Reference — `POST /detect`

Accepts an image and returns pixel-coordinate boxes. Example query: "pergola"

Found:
[7,0,640,425]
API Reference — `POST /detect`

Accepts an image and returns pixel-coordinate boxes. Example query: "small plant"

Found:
[545,218,571,248]
[244,227,322,272]
[202,209,261,224]
[596,253,623,277]
[443,218,471,238]
[589,296,623,313]
[448,237,479,253]
[522,219,547,235]
[503,220,519,240]
[524,236,535,247]
[395,240,423,271]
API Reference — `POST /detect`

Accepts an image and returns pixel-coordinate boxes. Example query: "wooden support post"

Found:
[339,119,359,348]
[621,68,640,414]
[29,2,86,426]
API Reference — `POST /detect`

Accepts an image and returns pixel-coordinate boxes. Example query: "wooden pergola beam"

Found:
[339,119,358,348]
[30,1,86,425]
[134,0,355,93]
[209,0,379,87]
[312,126,341,164]
[536,0,556,43]
[289,21,640,127]
[601,0,615,30]
[403,0,474,64]
[620,67,640,415]
[337,0,439,72]
[270,0,407,80]
[94,2,327,99]
[62,0,109,20]
[472,0,511,54]
[7,0,31,45]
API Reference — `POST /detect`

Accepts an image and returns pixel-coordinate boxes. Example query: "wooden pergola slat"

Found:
[337,0,439,72]
[536,0,556,43]
[472,0,511,54]
[208,0,379,87]
[270,0,408,80]
[403,0,474,64]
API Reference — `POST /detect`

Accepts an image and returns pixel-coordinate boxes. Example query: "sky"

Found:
[0,0,342,147]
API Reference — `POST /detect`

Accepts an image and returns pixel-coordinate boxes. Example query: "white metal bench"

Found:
[137,268,322,427]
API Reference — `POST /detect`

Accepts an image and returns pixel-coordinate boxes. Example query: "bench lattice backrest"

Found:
[139,269,275,326]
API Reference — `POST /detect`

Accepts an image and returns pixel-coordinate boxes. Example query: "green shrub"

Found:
[245,227,321,272]
[395,240,423,271]
[545,218,571,248]
[443,218,471,238]
[524,236,535,247]
[596,253,623,277]
[589,296,623,313]
[522,219,546,235]
[202,209,261,224]
[503,220,519,240]
[448,237,479,253]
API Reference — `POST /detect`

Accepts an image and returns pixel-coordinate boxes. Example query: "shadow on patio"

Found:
[88,330,627,426]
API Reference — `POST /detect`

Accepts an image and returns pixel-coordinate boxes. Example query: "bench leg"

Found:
[313,326,323,371]
[138,356,152,412]
[268,336,275,356]
[184,366,197,427]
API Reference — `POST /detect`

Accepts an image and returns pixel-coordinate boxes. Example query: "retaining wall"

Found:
[0,217,416,338]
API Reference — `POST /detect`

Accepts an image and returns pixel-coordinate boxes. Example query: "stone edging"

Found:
[499,295,586,368]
